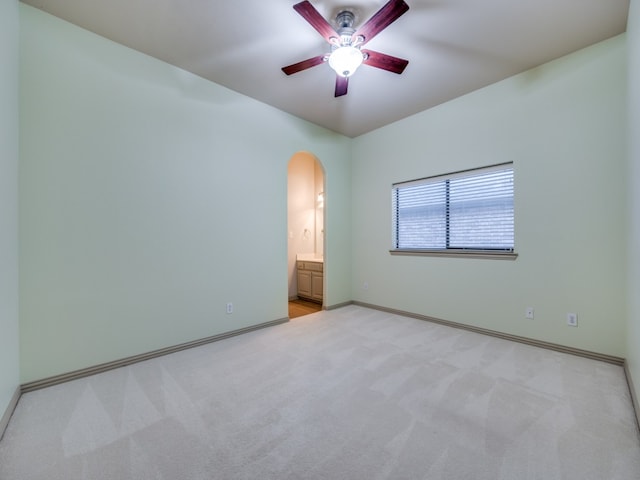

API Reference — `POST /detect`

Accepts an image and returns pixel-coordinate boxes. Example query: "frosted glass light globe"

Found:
[328,46,364,77]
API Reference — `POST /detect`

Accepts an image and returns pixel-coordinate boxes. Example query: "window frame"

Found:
[390,163,517,260]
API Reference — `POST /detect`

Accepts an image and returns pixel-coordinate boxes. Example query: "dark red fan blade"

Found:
[352,0,409,45]
[362,49,408,74]
[293,1,338,43]
[282,55,326,75]
[335,76,348,97]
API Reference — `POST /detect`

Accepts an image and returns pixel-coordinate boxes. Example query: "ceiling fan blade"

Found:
[335,76,348,97]
[282,55,326,75]
[362,49,408,74]
[352,0,409,45]
[293,1,338,43]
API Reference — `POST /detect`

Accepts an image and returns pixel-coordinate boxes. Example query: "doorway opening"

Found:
[289,298,322,319]
[287,152,325,318]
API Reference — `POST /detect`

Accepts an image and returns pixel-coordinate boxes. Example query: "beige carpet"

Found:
[1,305,639,479]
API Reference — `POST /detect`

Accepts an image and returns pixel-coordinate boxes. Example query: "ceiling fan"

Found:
[282,0,410,97]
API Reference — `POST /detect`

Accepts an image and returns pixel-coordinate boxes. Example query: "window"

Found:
[392,163,515,258]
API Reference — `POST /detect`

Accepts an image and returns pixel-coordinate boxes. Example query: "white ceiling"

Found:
[22,0,629,137]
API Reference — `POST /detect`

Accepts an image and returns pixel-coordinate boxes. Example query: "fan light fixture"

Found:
[328,46,363,77]
[282,0,410,97]
[327,10,364,77]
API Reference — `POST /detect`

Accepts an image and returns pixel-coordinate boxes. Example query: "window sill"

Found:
[389,249,518,260]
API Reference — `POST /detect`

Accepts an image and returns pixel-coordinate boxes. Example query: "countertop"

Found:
[296,254,324,263]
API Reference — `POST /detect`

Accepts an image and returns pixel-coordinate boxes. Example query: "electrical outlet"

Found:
[226,302,233,314]
[363,282,369,290]
[567,313,578,327]
[525,307,534,319]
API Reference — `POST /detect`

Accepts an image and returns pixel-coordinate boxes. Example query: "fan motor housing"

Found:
[335,10,355,29]
[334,10,356,47]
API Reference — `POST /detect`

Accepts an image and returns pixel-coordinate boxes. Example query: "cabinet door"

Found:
[311,271,323,302]
[297,270,312,298]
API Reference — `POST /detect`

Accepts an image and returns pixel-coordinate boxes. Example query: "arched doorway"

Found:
[287,152,325,318]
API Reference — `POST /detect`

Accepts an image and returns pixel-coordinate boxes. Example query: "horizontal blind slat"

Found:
[393,165,514,251]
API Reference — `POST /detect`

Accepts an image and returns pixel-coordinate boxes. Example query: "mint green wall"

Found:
[0,0,20,418]
[352,35,628,357]
[19,5,351,383]
[627,0,640,405]
[16,3,634,384]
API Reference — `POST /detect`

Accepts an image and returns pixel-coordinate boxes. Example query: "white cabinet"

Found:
[310,271,323,302]
[297,260,323,303]
[297,269,312,298]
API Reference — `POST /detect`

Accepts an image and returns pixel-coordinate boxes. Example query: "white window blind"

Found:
[392,164,514,252]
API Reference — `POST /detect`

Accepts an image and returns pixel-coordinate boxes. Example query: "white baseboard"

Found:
[357,301,640,427]
[624,360,640,438]
[12,301,640,440]
[21,317,289,393]
[353,301,625,366]
[325,300,353,311]
[0,386,21,442]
